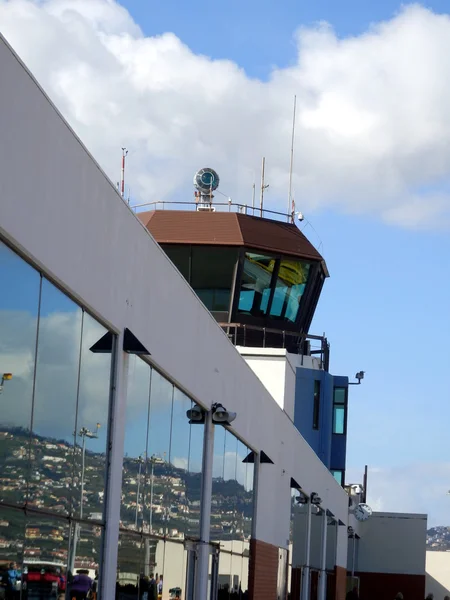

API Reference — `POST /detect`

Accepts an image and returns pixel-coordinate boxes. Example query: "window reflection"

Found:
[123,358,206,541]
[122,356,151,531]
[31,278,83,516]
[269,260,310,323]
[146,371,173,537]
[191,247,238,314]
[163,541,186,600]
[0,241,40,506]
[238,253,275,316]
[169,388,191,539]
[0,506,25,590]
[74,313,111,521]
[24,513,70,599]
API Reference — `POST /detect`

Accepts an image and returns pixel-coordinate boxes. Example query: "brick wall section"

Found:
[248,539,279,600]
[334,566,347,600]
[358,572,426,600]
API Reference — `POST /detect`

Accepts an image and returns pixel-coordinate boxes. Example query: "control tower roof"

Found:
[138,210,326,268]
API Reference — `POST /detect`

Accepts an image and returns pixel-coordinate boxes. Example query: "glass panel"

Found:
[30,278,83,516]
[333,388,346,405]
[331,470,343,485]
[163,541,186,600]
[191,247,238,313]
[243,450,254,552]
[186,409,203,539]
[24,513,70,598]
[333,406,345,435]
[326,519,338,571]
[291,500,307,568]
[146,371,173,537]
[70,521,102,584]
[117,532,143,598]
[270,260,310,323]
[0,241,40,506]
[238,252,276,316]
[122,356,151,531]
[218,551,231,600]
[211,426,226,543]
[233,441,247,555]
[309,508,323,570]
[168,388,191,540]
[0,506,25,592]
[223,432,238,550]
[73,313,112,522]
[162,245,190,281]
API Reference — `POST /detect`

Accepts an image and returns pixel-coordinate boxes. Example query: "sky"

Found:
[1,0,450,525]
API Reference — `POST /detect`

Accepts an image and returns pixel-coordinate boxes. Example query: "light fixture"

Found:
[0,373,13,394]
[349,371,365,386]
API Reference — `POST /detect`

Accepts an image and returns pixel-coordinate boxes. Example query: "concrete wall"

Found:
[0,33,349,556]
[426,551,450,596]
[357,512,427,575]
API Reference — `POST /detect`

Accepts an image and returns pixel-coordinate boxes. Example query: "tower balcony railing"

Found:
[218,322,330,371]
[130,200,296,224]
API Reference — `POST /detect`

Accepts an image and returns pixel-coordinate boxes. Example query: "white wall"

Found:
[426,551,450,596]
[0,33,349,554]
[238,349,321,422]
[357,512,427,575]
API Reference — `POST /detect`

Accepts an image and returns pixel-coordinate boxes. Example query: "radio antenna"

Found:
[288,95,297,222]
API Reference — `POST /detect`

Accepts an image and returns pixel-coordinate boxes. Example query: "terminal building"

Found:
[0,32,427,600]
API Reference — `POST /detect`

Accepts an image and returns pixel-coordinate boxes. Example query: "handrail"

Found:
[130,200,296,223]
[218,322,330,371]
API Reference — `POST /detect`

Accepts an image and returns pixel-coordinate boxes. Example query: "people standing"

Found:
[6,562,19,600]
[70,569,92,600]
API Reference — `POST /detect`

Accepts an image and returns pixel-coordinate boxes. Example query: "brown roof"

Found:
[139,210,325,263]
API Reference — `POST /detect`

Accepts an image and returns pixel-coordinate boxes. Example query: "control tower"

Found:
[138,168,329,360]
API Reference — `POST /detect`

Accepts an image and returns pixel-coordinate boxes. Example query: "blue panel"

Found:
[294,368,334,469]
[330,377,349,472]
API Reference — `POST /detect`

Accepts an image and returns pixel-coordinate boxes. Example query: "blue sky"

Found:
[115,0,450,518]
[2,0,450,522]
[120,0,449,79]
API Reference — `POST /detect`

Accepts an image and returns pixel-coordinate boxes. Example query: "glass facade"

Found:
[0,238,113,597]
[121,356,254,599]
[211,425,254,597]
[238,252,311,324]
[0,237,260,599]
[162,245,239,316]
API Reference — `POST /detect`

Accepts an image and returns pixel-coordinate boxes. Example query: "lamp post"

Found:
[186,403,237,600]
[0,373,13,394]
[69,424,100,573]
[135,454,145,530]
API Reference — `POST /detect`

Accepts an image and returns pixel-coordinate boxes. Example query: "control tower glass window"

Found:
[270,259,311,323]
[191,246,238,313]
[238,252,276,316]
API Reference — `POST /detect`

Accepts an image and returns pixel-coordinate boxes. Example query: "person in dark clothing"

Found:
[70,569,92,600]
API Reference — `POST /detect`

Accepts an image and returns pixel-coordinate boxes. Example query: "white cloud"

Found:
[347,463,450,526]
[1,1,450,228]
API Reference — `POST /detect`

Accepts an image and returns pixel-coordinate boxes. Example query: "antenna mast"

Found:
[288,95,297,222]
[260,157,269,217]
[121,147,128,199]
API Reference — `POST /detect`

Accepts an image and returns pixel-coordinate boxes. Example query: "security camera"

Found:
[212,403,236,425]
[186,405,205,423]
[297,212,304,222]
